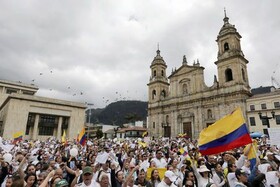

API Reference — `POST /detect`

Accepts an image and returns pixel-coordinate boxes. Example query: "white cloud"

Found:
[0,0,279,108]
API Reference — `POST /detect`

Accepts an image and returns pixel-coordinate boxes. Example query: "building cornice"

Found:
[0,94,86,110]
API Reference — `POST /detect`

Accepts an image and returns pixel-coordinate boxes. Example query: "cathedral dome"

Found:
[151,49,166,67]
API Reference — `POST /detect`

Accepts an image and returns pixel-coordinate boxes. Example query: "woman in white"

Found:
[226,163,237,187]
[212,163,228,187]
[192,164,214,187]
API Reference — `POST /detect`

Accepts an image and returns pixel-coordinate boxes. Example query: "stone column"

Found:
[57,117,63,140]
[32,114,40,140]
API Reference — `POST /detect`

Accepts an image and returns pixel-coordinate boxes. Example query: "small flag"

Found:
[198,108,252,155]
[78,128,86,146]
[13,131,23,144]
[178,133,187,138]
[61,130,67,145]
[142,131,148,137]
[179,147,188,157]
[138,141,147,148]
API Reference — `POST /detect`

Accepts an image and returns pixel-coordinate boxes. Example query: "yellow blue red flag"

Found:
[13,131,23,144]
[198,108,252,155]
[78,127,86,146]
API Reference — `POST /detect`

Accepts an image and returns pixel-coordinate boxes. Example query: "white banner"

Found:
[268,128,280,146]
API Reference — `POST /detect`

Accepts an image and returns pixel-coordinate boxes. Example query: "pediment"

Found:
[169,64,204,79]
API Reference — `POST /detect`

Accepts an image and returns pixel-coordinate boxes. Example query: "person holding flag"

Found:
[198,108,252,156]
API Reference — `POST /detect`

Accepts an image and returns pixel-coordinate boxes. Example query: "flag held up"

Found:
[198,108,252,155]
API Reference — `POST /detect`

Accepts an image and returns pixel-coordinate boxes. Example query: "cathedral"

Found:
[147,14,251,139]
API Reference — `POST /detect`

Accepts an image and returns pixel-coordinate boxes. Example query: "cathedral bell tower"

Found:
[147,49,169,103]
[215,11,250,90]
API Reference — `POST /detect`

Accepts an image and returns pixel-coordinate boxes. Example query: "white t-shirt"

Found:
[227,172,237,187]
[151,158,167,168]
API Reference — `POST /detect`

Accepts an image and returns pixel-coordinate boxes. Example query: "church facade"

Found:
[147,15,251,139]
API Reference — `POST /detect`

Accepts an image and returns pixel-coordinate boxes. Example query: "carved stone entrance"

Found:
[183,122,192,139]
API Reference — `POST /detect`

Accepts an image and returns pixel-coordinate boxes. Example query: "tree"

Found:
[96,129,103,139]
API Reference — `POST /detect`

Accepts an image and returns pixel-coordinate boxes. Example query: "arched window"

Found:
[152,90,156,99]
[153,70,156,77]
[242,68,246,82]
[161,70,164,76]
[182,84,188,94]
[224,42,229,51]
[161,90,166,98]
[225,68,233,82]
[207,109,212,119]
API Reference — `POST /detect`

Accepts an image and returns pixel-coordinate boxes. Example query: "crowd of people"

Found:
[0,135,279,187]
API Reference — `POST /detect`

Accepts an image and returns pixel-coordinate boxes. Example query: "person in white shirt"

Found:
[192,165,214,187]
[158,171,177,187]
[74,166,97,187]
[151,150,167,168]
[139,153,150,172]
[226,163,237,187]
[234,169,248,187]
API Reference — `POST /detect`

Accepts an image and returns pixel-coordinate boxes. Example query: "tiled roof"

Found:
[117,126,147,133]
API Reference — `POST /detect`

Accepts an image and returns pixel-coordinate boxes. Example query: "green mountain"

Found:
[86,100,148,126]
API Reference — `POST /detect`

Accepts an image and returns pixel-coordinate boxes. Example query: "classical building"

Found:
[147,14,251,139]
[0,79,86,140]
[247,86,280,135]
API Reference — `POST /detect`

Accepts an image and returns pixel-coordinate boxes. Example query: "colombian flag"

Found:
[78,127,86,146]
[198,108,252,155]
[179,147,188,157]
[13,131,23,144]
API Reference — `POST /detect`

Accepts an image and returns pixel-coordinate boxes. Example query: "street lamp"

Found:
[85,103,94,138]
[258,110,275,128]
[86,103,94,125]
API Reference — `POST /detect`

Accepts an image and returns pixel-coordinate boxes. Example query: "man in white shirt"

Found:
[151,150,167,168]
[158,171,177,187]
[139,153,150,171]
[75,166,97,187]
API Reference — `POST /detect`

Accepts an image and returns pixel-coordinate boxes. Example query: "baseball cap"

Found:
[165,171,177,182]
[82,166,93,175]
[55,179,69,187]
[235,169,247,177]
